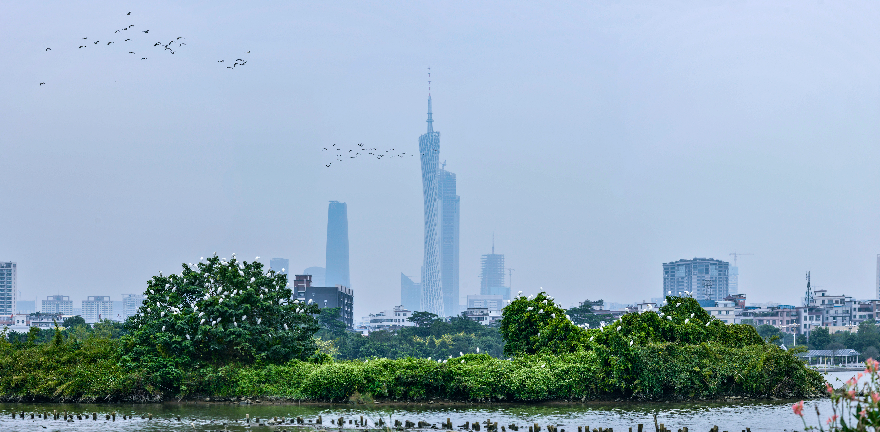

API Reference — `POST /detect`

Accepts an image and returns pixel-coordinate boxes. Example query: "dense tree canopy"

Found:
[122,254,321,369]
[501,293,766,357]
[566,299,613,329]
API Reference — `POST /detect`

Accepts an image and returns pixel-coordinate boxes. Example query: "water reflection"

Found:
[0,398,835,432]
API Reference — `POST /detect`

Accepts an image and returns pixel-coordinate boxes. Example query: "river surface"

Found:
[0,372,865,432]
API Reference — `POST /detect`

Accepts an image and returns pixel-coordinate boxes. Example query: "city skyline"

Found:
[2,2,880,319]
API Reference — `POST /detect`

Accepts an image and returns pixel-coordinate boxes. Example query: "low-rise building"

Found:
[360,305,416,333]
[462,307,502,325]
[704,300,737,324]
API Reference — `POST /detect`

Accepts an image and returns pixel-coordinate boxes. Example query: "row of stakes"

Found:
[8,412,754,432]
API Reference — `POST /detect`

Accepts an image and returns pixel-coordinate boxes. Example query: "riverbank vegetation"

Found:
[0,258,824,402]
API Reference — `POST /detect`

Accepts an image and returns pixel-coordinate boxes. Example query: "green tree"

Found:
[566,299,613,329]
[122,255,321,369]
[408,311,440,327]
[316,307,348,338]
[61,316,87,328]
[809,326,831,350]
[756,324,782,345]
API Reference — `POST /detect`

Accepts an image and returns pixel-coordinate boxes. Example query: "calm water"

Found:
[0,372,861,432]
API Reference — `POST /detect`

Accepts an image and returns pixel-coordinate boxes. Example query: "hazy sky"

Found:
[2,1,879,318]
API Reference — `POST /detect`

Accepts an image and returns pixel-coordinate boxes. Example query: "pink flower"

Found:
[866,358,880,373]
[827,415,839,425]
[848,390,857,400]
[792,401,804,416]
[861,409,868,418]
[858,372,864,380]
[827,383,834,394]
[872,392,880,404]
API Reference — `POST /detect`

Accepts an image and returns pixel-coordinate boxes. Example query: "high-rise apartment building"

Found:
[0,262,16,316]
[82,296,113,323]
[270,258,289,276]
[122,294,145,320]
[480,246,509,300]
[438,166,460,316]
[42,295,73,315]
[303,266,325,287]
[662,258,730,302]
[325,201,350,289]
[419,95,443,316]
[401,273,421,312]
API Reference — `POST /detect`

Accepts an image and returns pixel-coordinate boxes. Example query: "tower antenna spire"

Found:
[426,67,434,133]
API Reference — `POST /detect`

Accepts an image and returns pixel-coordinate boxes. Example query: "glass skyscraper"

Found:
[662,258,730,302]
[419,95,444,316]
[439,167,460,316]
[325,201,350,289]
[400,272,421,312]
[480,246,509,300]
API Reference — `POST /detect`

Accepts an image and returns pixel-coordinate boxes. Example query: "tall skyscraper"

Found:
[303,266,326,287]
[438,166,460,316]
[480,244,509,300]
[401,273,422,312]
[0,262,16,316]
[419,95,443,316]
[270,258,289,276]
[729,266,739,295]
[662,258,730,302]
[325,201,350,289]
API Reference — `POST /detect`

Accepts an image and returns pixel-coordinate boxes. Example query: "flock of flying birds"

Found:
[38,11,250,86]
[322,142,439,168]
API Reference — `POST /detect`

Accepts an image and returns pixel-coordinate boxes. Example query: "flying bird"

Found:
[45,48,51,51]
[94,41,99,44]
[127,12,131,15]
[39,82,45,86]
[143,30,149,33]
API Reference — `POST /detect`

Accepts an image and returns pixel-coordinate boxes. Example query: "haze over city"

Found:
[2,1,880,319]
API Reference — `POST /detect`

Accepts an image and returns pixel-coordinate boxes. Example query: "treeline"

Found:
[0,257,824,402]
[315,309,504,360]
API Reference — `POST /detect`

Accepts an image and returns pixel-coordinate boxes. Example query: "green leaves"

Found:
[122,255,321,370]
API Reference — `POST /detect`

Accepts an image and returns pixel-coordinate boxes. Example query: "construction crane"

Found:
[729,252,754,266]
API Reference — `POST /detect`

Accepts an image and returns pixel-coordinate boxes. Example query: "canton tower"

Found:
[419,86,443,315]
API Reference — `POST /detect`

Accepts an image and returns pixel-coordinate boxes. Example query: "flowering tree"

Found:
[794,358,880,431]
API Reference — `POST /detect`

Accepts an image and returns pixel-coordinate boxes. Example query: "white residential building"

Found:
[82,296,113,323]
[360,305,416,332]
